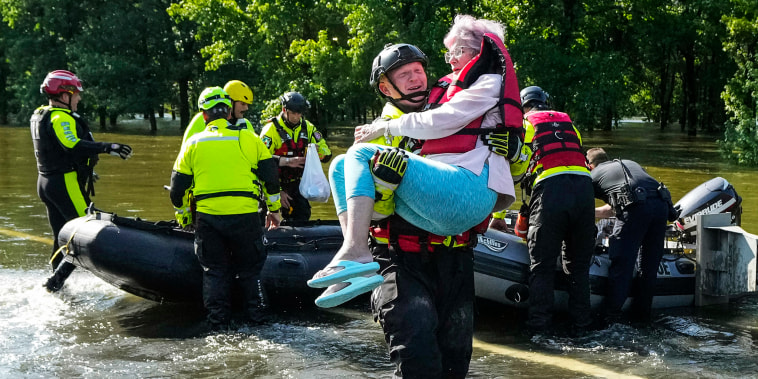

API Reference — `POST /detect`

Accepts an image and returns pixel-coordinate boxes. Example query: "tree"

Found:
[719,0,758,165]
[70,0,178,132]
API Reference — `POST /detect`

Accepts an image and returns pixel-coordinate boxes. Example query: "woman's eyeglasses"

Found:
[444,46,468,63]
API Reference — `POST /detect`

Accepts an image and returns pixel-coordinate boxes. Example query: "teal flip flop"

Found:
[307,260,380,288]
[314,274,384,308]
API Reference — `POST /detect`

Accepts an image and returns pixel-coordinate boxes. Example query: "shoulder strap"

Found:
[614,159,634,186]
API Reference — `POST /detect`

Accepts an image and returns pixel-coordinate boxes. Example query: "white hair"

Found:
[443,14,505,51]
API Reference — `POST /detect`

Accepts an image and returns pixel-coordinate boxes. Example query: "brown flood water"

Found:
[1,120,757,378]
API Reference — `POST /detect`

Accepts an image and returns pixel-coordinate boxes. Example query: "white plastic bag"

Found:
[299,143,331,203]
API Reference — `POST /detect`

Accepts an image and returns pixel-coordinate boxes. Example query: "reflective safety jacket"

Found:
[421,32,523,156]
[180,112,206,146]
[171,118,281,215]
[524,110,589,184]
[181,113,257,146]
[367,103,423,153]
[260,116,331,184]
[30,105,105,185]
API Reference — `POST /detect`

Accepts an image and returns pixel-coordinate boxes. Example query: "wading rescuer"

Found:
[170,87,281,331]
[312,15,524,377]
[519,85,596,336]
[260,92,332,221]
[32,70,133,292]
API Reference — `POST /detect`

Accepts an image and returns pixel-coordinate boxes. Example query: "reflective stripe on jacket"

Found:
[173,118,272,215]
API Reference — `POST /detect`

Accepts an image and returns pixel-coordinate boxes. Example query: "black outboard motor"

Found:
[673,177,742,243]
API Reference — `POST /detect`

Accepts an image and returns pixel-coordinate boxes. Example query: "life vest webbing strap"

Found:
[194,191,258,201]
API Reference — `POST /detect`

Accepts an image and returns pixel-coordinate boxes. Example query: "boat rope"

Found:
[472,337,645,379]
[48,214,95,265]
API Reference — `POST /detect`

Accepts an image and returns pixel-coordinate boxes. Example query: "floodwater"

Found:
[2,121,758,378]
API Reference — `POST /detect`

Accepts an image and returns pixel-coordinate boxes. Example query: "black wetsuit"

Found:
[30,106,103,269]
[370,218,475,379]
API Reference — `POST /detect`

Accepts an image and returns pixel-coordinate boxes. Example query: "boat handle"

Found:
[280,258,302,266]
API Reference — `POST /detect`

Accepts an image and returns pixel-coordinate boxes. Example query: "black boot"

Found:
[44,260,76,292]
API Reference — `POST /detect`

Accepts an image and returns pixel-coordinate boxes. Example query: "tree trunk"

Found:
[99,107,107,130]
[109,114,118,128]
[684,48,697,136]
[0,65,6,125]
[600,106,613,131]
[658,61,670,131]
[149,108,157,134]
[179,78,190,131]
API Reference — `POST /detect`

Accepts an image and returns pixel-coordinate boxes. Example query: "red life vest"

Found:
[370,215,491,253]
[420,33,524,155]
[271,117,309,184]
[527,111,586,172]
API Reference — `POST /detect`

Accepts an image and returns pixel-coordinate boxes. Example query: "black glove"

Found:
[106,143,133,160]
[483,130,523,162]
[371,147,408,187]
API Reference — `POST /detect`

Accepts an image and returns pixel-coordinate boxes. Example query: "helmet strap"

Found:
[281,110,299,128]
[51,92,73,110]
[383,76,428,112]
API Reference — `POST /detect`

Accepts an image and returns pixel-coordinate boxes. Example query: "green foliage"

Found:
[0,0,756,164]
[719,1,758,165]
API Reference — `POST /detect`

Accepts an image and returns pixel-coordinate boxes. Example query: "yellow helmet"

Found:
[223,80,254,104]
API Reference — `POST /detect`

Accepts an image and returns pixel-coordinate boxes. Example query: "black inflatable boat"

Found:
[58,213,341,303]
[58,177,742,309]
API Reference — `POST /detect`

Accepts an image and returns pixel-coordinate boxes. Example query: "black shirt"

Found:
[590,159,660,204]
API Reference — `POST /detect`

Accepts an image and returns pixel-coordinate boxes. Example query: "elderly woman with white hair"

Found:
[309,15,522,315]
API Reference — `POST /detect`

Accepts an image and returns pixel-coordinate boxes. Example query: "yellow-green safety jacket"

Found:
[259,116,331,184]
[170,118,281,215]
[182,112,257,145]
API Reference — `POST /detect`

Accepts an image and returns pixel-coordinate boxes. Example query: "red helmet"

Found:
[40,70,83,95]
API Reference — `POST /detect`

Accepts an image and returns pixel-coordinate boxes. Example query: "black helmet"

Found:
[279,91,310,113]
[370,43,428,89]
[520,86,549,109]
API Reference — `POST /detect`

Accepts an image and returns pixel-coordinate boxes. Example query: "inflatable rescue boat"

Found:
[58,177,741,308]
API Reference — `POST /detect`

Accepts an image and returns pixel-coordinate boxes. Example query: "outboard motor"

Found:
[673,177,742,243]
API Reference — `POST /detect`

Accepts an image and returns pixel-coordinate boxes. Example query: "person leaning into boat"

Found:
[170,87,282,331]
[311,15,523,378]
[519,85,596,336]
[175,80,257,229]
[32,70,133,293]
[259,92,332,222]
[586,147,679,325]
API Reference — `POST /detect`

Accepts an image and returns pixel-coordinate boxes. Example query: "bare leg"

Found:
[312,196,374,279]
[337,211,348,236]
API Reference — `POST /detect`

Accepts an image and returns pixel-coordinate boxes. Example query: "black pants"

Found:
[606,197,668,320]
[371,244,474,379]
[526,174,596,330]
[281,181,311,221]
[37,172,89,269]
[195,212,267,325]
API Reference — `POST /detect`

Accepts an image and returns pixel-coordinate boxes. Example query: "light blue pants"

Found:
[328,143,497,236]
